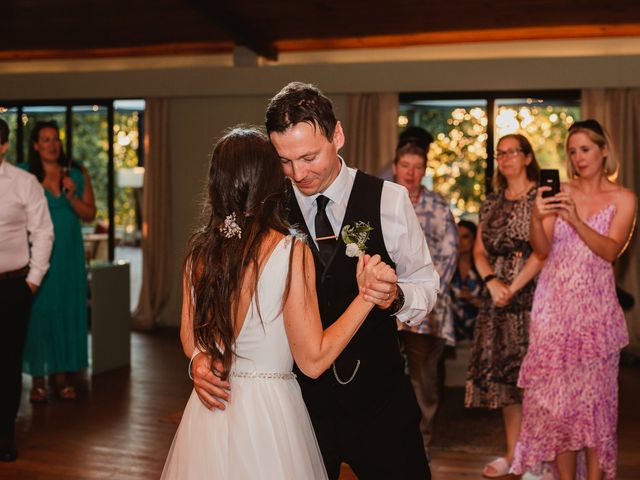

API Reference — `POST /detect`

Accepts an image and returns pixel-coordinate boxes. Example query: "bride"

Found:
[161,127,395,479]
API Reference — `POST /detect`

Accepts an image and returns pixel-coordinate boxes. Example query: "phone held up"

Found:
[539,169,560,199]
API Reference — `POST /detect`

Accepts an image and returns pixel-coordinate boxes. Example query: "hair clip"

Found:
[569,119,605,136]
[219,212,242,239]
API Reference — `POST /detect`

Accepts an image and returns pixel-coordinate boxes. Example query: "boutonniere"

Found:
[341,221,373,257]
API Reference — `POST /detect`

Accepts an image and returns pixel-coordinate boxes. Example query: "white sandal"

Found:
[482,457,510,478]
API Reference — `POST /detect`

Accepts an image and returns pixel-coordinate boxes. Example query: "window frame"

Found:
[0,98,145,261]
[399,89,580,195]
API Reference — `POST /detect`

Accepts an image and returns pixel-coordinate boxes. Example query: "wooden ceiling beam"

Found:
[0,42,233,62]
[275,23,640,52]
[187,1,278,61]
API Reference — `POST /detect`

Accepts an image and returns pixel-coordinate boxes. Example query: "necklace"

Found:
[505,183,532,200]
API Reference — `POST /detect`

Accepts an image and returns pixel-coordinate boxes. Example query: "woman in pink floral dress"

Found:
[511,119,637,480]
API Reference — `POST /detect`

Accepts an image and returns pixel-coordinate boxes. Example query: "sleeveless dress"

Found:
[465,188,537,408]
[161,236,328,479]
[19,164,89,376]
[511,204,629,480]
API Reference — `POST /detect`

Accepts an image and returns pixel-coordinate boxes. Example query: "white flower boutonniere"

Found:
[341,221,373,257]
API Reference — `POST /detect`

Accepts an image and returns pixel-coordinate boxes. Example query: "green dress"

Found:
[19,163,89,376]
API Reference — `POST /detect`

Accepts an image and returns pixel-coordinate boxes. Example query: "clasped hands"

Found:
[486,277,514,308]
[356,254,398,309]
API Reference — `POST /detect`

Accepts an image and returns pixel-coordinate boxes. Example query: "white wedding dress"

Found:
[161,236,328,479]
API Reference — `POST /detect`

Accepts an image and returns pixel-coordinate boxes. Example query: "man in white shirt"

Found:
[192,83,439,478]
[0,119,54,462]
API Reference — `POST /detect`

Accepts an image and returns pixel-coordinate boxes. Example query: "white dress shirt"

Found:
[292,159,440,326]
[0,160,54,285]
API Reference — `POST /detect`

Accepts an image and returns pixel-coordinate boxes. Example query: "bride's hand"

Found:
[357,254,397,305]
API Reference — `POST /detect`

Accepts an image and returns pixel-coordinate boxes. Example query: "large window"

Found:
[398,91,580,219]
[495,98,579,176]
[0,99,144,254]
[0,99,145,311]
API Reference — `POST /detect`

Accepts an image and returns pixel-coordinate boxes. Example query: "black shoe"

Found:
[0,442,18,462]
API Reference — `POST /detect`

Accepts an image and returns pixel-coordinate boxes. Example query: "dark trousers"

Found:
[400,331,446,454]
[0,276,32,444]
[309,374,431,480]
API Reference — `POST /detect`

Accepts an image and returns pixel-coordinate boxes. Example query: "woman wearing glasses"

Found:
[511,120,636,480]
[465,134,544,478]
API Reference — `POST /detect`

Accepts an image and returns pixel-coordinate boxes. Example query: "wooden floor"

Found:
[2,330,639,479]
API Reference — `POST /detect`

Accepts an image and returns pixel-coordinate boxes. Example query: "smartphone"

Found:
[539,169,560,198]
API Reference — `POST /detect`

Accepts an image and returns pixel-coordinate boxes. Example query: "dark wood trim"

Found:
[107,105,116,262]
[187,0,278,60]
[65,106,73,163]
[0,42,233,62]
[485,95,496,195]
[2,23,637,62]
[16,106,24,164]
[275,23,640,52]
[400,90,581,103]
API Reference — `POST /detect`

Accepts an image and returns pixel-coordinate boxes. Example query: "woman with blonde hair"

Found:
[511,119,637,479]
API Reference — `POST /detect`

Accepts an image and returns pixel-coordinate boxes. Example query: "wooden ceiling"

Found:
[3,0,640,62]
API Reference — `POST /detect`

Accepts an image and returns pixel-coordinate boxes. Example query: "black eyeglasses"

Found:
[568,119,605,136]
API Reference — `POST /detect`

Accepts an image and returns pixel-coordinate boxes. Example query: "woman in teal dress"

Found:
[20,121,96,401]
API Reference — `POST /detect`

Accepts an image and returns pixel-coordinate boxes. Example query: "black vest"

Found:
[287,171,406,415]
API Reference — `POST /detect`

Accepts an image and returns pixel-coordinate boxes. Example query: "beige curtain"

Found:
[345,93,398,174]
[132,98,172,330]
[582,89,640,349]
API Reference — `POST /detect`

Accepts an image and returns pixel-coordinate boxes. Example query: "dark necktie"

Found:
[314,195,336,265]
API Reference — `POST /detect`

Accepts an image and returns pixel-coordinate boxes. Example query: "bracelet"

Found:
[483,273,497,283]
[188,348,202,380]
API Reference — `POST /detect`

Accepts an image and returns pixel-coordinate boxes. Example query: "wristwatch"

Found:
[386,285,405,315]
[483,273,497,283]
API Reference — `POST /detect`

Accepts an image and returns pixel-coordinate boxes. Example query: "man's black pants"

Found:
[0,275,32,444]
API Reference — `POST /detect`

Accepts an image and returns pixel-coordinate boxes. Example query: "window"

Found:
[399,98,488,219]
[399,91,580,220]
[1,99,145,311]
[495,98,579,177]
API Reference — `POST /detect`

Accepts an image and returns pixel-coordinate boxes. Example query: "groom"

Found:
[192,82,438,479]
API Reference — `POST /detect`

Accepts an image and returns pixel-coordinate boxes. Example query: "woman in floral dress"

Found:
[511,120,636,480]
[465,134,544,478]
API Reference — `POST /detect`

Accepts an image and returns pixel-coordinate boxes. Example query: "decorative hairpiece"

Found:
[219,212,242,239]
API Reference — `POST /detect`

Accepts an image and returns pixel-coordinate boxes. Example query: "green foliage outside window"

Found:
[399,99,579,220]
[0,111,18,163]
[0,107,141,232]
[114,111,141,234]
[399,104,487,219]
[72,109,141,231]
[495,104,580,179]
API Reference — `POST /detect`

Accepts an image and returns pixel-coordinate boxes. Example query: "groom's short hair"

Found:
[265,82,337,141]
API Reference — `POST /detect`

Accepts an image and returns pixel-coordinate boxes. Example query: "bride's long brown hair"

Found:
[185,127,293,379]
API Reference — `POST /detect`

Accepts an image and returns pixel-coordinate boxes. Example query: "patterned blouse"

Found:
[398,187,458,345]
[451,265,482,341]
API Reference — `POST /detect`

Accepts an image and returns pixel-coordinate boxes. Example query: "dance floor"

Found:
[2,330,639,479]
